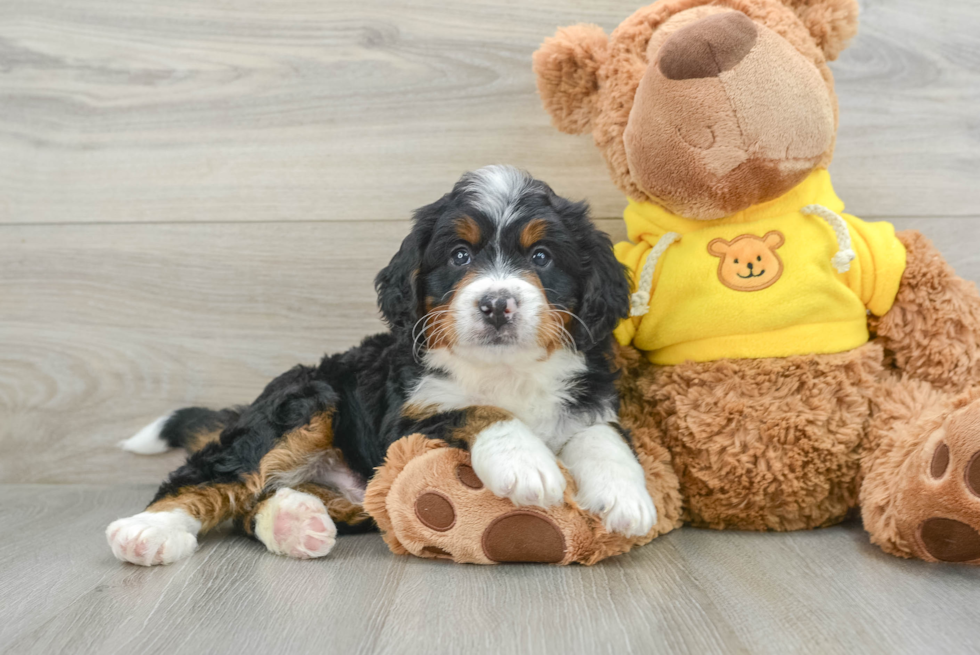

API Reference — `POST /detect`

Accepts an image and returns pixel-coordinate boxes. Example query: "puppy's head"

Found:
[375,166,629,359]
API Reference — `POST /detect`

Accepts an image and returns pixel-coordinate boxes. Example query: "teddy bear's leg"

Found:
[871,230,980,393]
[862,380,980,564]
[363,433,681,565]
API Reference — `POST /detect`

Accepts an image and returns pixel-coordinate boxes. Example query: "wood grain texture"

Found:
[1,0,978,225]
[1,485,978,655]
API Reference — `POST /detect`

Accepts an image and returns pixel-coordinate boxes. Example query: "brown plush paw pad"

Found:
[481,510,565,563]
[919,518,980,563]
[967,452,980,498]
[414,492,455,532]
[931,443,950,479]
[455,464,483,489]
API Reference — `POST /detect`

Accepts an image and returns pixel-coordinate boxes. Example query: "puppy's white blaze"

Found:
[452,273,545,350]
[106,509,200,566]
[464,165,532,231]
[560,424,657,537]
[470,419,566,507]
[118,414,172,455]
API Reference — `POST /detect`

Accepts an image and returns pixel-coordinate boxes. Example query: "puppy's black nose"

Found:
[478,294,517,330]
[747,262,754,270]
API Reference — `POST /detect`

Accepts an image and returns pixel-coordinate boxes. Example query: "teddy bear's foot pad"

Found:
[482,511,566,563]
[918,518,980,562]
[906,403,980,564]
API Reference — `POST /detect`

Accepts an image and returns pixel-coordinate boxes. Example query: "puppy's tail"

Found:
[119,407,242,455]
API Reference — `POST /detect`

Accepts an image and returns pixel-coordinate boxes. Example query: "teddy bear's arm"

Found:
[871,230,980,392]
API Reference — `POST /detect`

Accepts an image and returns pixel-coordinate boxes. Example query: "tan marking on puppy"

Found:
[147,483,255,532]
[401,403,440,422]
[520,218,548,249]
[455,216,482,245]
[257,412,335,485]
[186,428,222,454]
[423,270,478,350]
[452,406,515,447]
[522,271,571,354]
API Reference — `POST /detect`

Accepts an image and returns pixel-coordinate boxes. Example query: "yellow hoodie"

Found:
[613,169,907,365]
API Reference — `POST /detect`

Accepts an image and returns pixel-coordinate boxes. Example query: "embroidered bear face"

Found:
[708,231,785,291]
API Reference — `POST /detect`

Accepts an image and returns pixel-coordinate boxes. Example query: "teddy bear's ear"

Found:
[533,24,609,135]
[780,0,860,61]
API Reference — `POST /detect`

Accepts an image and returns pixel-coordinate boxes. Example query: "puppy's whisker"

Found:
[549,306,594,345]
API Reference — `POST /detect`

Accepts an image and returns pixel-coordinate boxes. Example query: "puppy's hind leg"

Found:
[242,484,372,559]
[107,458,257,566]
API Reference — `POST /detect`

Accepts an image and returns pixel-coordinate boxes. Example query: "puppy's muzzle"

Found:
[478,292,518,330]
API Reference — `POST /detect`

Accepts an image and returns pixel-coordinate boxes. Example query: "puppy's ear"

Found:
[554,196,630,348]
[780,0,859,61]
[533,24,609,135]
[375,197,445,331]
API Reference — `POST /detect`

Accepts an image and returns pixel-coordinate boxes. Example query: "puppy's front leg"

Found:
[560,424,656,537]
[463,410,566,508]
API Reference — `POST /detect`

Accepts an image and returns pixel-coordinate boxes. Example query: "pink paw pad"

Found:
[258,488,337,559]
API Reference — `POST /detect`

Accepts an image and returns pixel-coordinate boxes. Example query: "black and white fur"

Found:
[108,166,656,566]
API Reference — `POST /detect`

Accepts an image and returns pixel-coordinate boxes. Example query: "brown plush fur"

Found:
[366,0,980,566]
[533,0,857,219]
[871,230,980,393]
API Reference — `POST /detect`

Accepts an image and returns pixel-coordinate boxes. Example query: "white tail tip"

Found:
[119,414,173,455]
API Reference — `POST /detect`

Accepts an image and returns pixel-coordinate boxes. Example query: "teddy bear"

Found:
[363,0,980,565]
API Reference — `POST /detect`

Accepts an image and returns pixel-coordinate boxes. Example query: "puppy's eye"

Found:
[757,256,762,262]
[451,247,471,267]
[734,259,739,264]
[530,247,552,268]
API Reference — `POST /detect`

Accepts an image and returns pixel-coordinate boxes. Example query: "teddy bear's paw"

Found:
[255,488,337,559]
[906,403,980,564]
[470,422,566,508]
[377,441,606,564]
[409,461,570,563]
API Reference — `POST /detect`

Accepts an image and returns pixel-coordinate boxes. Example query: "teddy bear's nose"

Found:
[657,11,759,81]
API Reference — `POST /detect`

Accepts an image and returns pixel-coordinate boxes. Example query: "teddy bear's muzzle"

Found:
[623,8,837,220]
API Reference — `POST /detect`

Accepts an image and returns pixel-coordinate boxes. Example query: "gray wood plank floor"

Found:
[2,0,980,653]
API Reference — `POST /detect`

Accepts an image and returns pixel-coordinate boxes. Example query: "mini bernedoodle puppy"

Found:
[107,166,657,565]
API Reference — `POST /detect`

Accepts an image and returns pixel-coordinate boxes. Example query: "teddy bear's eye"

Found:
[734,259,739,264]
[757,256,762,262]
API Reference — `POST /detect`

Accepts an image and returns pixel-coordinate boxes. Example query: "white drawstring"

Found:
[629,232,680,317]
[801,204,856,274]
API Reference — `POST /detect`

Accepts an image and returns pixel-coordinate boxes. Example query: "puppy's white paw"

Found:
[576,475,657,537]
[255,488,337,559]
[471,420,566,507]
[106,510,200,566]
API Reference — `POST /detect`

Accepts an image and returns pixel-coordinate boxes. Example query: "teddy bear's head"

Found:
[533,0,859,220]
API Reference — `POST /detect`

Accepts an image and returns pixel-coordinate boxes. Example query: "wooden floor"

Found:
[2,0,980,653]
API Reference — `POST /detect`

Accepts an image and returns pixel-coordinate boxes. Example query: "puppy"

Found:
[107,166,657,566]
